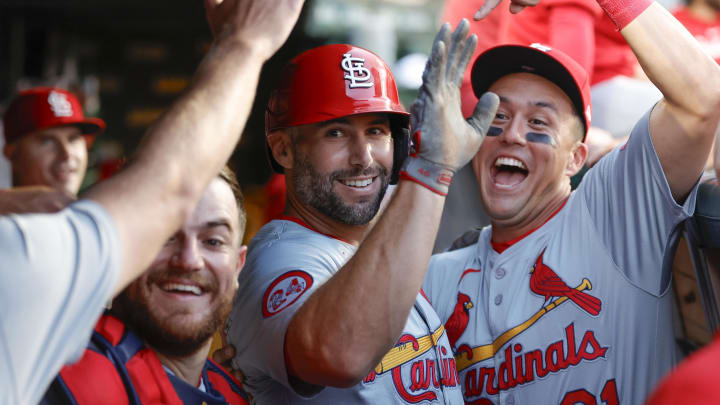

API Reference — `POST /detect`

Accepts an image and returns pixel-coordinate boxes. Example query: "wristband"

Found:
[399,156,454,196]
[597,0,652,30]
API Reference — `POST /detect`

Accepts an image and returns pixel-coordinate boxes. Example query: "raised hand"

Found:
[473,0,541,20]
[205,0,305,60]
[401,19,498,195]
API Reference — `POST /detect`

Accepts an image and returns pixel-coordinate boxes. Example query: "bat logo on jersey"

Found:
[530,249,601,316]
[261,270,313,318]
[452,249,608,402]
[363,325,460,402]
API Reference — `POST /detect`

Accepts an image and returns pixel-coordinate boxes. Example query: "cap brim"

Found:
[74,117,106,137]
[470,45,586,133]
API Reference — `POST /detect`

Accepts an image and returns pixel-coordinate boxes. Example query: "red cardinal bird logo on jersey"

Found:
[445,292,473,348]
[530,249,601,316]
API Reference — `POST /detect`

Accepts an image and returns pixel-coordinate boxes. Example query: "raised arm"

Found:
[619,2,720,201]
[284,20,499,387]
[82,0,304,295]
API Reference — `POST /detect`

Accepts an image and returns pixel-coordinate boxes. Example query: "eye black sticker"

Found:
[526,132,556,147]
[487,127,556,147]
[488,126,503,137]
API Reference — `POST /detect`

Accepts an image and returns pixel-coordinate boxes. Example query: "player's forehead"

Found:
[309,112,389,131]
[489,73,575,116]
[183,178,239,237]
[24,124,83,141]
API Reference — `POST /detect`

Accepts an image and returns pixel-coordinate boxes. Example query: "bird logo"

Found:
[529,249,601,316]
[446,292,474,348]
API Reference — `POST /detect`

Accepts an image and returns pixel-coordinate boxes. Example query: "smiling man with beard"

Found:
[41,167,251,405]
[225,21,500,404]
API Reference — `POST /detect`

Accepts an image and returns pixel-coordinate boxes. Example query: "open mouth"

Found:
[159,282,204,296]
[491,156,528,188]
[338,177,375,188]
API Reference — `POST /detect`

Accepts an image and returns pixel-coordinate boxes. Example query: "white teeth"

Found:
[161,283,202,295]
[341,178,373,187]
[495,157,526,170]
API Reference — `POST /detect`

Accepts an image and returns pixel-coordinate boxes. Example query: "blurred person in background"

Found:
[673,0,720,64]
[0,87,105,212]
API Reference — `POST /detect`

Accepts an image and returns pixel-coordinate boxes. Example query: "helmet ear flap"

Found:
[390,123,410,185]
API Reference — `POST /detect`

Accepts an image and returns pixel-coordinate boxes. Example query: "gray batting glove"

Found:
[400,19,499,196]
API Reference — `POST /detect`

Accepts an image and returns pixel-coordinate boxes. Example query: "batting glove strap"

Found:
[398,156,454,196]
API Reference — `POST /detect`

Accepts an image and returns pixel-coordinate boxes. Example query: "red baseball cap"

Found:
[470,43,592,139]
[2,87,106,147]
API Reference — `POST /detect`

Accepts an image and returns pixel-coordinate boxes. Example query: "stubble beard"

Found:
[113,275,234,358]
[292,152,390,226]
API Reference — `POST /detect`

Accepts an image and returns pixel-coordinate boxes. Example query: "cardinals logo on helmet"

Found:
[341,53,374,89]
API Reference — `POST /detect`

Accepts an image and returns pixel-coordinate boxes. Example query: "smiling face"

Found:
[282,112,394,226]
[6,125,88,195]
[473,73,586,231]
[115,178,247,357]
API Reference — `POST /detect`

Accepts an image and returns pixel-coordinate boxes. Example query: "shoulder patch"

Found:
[262,270,314,318]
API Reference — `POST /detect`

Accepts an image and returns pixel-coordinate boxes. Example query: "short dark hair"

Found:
[571,113,585,142]
[218,165,247,241]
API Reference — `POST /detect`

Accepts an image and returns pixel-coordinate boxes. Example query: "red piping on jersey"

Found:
[420,288,431,304]
[279,215,352,244]
[458,268,483,285]
[490,198,568,254]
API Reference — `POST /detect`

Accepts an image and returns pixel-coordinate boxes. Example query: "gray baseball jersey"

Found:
[226,217,464,404]
[0,200,121,405]
[423,110,698,404]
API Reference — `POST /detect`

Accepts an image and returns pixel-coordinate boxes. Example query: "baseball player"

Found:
[42,167,250,405]
[422,0,720,404]
[0,1,304,403]
[0,87,105,212]
[225,21,498,404]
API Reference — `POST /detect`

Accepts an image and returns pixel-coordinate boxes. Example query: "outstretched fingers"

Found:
[454,33,478,88]
[445,19,470,85]
[468,92,500,137]
[422,23,450,100]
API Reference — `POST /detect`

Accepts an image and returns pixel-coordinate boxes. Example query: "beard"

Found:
[291,152,390,226]
[112,269,234,358]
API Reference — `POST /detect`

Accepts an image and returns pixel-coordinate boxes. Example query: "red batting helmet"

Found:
[266,44,410,184]
[3,87,106,147]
